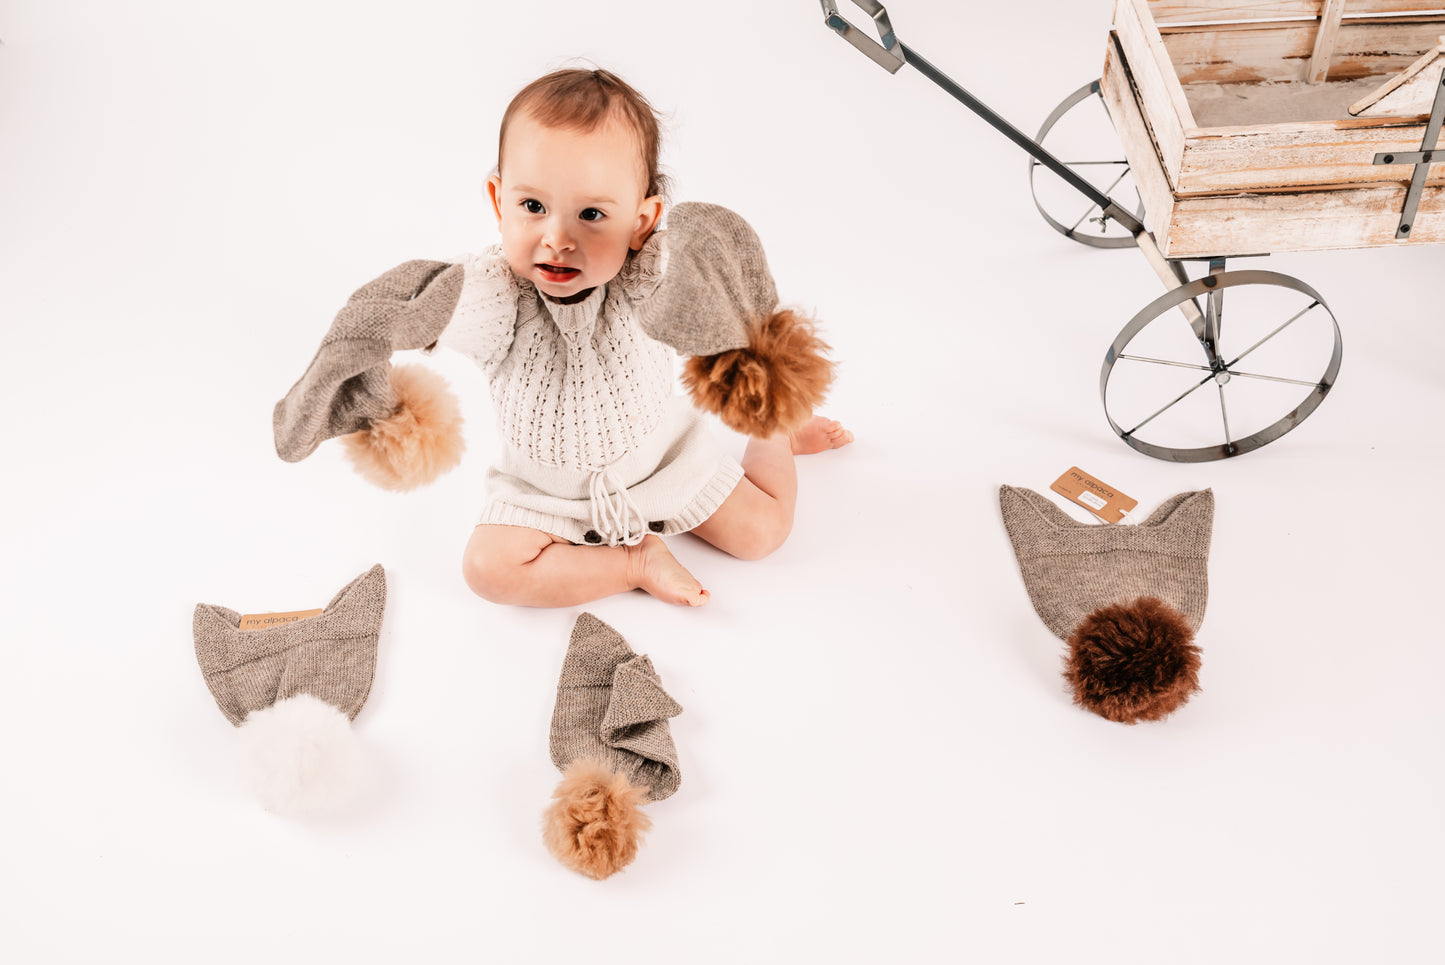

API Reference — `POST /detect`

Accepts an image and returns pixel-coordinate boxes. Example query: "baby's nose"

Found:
[542,217,575,251]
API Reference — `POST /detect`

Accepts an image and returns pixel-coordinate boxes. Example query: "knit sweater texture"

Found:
[437,236,673,470]
[999,486,1214,638]
[193,565,387,726]
[549,612,682,802]
[274,202,770,473]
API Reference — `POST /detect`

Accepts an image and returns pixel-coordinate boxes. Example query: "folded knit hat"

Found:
[193,564,386,811]
[273,261,467,491]
[543,612,683,879]
[648,202,835,437]
[999,487,1213,724]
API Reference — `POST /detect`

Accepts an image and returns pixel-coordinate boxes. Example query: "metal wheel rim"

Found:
[1100,269,1343,462]
[1028,80,1142,250]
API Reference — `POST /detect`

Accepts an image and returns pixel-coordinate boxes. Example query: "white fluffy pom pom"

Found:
[235,693,364,814]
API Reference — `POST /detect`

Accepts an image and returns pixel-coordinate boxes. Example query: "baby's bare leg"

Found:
[690,415,853,560]
[462,524,708,608]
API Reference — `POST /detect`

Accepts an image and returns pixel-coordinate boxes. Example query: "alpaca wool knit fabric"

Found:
[550,612,682,802]
[274,263,464,463]
[631,202,775,357]
[193,565,386,726]
[999,486,1213,639]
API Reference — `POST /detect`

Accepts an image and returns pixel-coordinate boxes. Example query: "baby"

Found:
[454,69,851,608]
[276,69,851,608]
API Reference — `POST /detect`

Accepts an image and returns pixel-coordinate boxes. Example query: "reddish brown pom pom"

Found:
[542,760,652,880]
[341,364,464,491]
[681,308,835,438]
[1065,596,1202,724]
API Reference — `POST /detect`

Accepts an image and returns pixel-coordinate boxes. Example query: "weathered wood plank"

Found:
[1148,0,1445,25]
[1309,0,1348,82]
[1163,22,1315,83]
[1349,36,1445,112]
[1161,18,1444,83]
[1102,33,1181,244]
[1115,0,1194,187]
[1177,117,1445,191]
[1331,20,1445,76]
[1346,0,1445,15]
[1164,180,1445,255]
[1147,1,1324,25]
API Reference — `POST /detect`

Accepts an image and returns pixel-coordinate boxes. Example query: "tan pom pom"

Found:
[542,760,652,880]
[340,364,464,491]
[1065,596,1203,724]
[682,309,835,438]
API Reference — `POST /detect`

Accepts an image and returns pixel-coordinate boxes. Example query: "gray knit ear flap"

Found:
[542,613,683,880]
[1000,486,1213,723]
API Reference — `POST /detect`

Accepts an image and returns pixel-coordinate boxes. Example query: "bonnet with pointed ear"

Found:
[629,202,836,438]
[273,261,467,491]
[193,565,387,812]
[999,486,1214,724]
[542,612,683,880]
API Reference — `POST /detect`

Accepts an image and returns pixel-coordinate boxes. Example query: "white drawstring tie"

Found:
[587,462,647,547]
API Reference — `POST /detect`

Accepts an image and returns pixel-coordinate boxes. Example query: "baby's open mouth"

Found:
[538,264,580,279]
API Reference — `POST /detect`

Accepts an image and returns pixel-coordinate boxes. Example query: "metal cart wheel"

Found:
[1101,269,1343,462]
[1029,81,1143,249]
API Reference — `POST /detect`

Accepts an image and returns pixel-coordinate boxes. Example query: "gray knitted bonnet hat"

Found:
[999,487,1213,723]
[193,564,387,811]
[542,612,683,879]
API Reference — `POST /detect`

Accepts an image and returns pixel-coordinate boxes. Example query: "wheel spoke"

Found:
[1124,373,1214,437]
[1066,168,1133,234]
[1225,301,1320,368]
[1117,353,1211,372]
[1228,369,1324,388]
[1217,383,1232,449]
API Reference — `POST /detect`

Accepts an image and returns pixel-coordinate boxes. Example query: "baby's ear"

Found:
[486,175,505,223]
[630,196,664,251]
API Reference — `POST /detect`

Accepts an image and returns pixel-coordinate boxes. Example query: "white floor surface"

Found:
[3,1,1442,962]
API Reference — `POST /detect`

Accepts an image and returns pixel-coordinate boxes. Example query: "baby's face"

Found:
[489,112,661,301]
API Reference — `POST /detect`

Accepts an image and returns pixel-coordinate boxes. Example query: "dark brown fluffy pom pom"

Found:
[681,308,835,438]
[542,760,652,880]
[1065,596,1202,724]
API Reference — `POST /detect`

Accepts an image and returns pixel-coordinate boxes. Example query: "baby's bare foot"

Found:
[626,534,709,607]
[789,415,854,455]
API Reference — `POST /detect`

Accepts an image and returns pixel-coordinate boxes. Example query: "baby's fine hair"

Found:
[499,68,669,200]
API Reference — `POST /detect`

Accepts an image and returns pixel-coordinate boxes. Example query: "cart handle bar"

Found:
[820,0,1145,237]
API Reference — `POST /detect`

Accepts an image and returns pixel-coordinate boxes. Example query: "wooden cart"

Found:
[822,0,1445,461]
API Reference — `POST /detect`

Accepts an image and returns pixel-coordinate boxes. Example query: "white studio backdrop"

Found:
[1,1,1441,962]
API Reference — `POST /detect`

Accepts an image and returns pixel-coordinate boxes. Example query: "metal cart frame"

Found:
[819,0,1445,462]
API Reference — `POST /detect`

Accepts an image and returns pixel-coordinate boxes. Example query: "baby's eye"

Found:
[579,208,605,222]
[521,199,545,214]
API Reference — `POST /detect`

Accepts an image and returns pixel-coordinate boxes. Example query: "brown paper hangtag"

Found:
[237,608,324,631]
[1050,466,1138,523]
